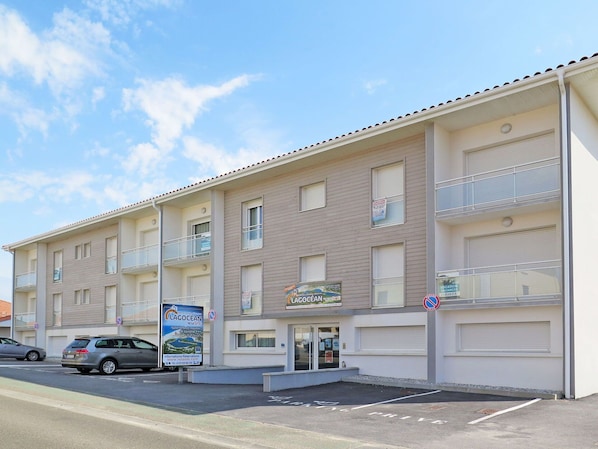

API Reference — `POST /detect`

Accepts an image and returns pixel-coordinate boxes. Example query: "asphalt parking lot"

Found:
[1,360,597,448]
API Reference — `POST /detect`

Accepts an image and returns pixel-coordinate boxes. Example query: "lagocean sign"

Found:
[284,282,342,309]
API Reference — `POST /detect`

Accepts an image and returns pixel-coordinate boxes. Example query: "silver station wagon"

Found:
[61,336,159,374]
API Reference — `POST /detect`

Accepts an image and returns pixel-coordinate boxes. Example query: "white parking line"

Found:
[351,390,442,410]
[468,398,542,424]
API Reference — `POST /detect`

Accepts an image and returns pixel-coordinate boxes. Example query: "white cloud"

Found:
[121,74,256,174]
[0,82,51,138]
[92,86,106,107]
[0,6,111,96]
[363,79,387,95]
[84,0,179,27]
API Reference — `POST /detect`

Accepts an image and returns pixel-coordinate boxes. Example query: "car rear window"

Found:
[68,339,90,349]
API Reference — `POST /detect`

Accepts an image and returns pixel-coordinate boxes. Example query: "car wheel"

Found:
[99,358,117,375]
[25,351,40,361]
[76,368,92,374]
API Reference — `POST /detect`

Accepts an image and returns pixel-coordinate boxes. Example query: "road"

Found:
[1,359,598,448]
[0,394,227,449]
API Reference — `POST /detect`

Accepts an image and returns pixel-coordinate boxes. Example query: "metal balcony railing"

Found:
[436,260,562,305]
[163,233,211,263]
[121,244,159,271]
[120,300,159,323]
[436,158,560,216]
[15,271,36,290]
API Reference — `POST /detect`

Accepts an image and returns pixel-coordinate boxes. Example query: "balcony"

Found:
[121,244,159,273]
[15,271,36,291]
[14,312,36,329]
[163,233,211,266]
[120,300,159,324]
[436,260,561,306]
[436,158,560,218]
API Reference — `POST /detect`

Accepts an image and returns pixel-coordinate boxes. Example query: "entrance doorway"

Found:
[293,325,339,371]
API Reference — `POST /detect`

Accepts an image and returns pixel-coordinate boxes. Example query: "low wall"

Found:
[263,367,360,392]
[187,365,285,384]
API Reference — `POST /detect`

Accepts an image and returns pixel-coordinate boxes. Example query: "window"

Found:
[52,293,62,327]
[241,264,262,315]
[53,251,63,282]
[300,181,326,211]
[191,221,211,256]
[105,285,117,324]
[105,237,117,274]
[300,254,326,282]
[75,289,91,306]
[372,162,404,227]
[76,242,91,259]
[372,243,404,307]
[242,199,263,250]
[235,331,275,349]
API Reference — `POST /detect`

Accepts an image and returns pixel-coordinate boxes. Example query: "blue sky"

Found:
[2,0,598,301]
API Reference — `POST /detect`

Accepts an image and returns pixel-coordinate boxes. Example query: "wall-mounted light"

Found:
[501,216,513,227]
[202,264,208,271]
[151,218,157,225]
[201,207,207,214]
[500,123,512,134]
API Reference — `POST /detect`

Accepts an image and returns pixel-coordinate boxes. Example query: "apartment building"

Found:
[4,54,598,399]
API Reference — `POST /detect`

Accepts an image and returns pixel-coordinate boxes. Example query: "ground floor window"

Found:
[235,331,275,349]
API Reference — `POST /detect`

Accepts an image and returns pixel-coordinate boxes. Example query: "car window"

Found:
[114,339,132,348]
[69,339,90,349]
[132,339,156,350]
[95,339,114,348]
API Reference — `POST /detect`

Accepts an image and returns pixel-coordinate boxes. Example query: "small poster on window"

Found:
[241,291,252,310]
[372,198,387,222]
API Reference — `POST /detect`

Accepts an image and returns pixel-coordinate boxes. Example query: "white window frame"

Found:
[372,243,405,307]
[235,331,276,349]
[242,199,263,250]
[53,251,63,283]
[300,181,326,211]
[300,254,326,282]
[372,162,405,227]
[241,264,262,315]
[105,285,117,324]
[105,236,118,274]
[52,293,62,327]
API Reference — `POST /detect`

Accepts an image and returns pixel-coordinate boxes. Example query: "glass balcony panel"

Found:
[436,158,560,215]
[15,272,36,289]
[121,244,159,271]
[372,277,404,307]
[120,300,159,323]
[242,226,263,250]
[14,312,36,328]
[163,234,211,263]
[437,260,561,304]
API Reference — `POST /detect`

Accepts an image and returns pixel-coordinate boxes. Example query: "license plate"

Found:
[64,354,75,359]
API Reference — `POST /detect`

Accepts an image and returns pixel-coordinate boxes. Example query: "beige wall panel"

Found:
[45,224,119,327]
[223,134,427,317]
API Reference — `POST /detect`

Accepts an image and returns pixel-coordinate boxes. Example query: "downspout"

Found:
[9,249,15,340]
[151,200,164,366]
[558,69,573,399]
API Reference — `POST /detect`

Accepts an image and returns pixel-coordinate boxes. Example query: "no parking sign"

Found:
[423,294,440,311]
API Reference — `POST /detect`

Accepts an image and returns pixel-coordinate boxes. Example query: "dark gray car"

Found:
[61,336,159,374]
[0,337,46,361]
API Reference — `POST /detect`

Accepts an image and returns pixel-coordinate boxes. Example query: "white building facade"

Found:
[5,54,598,399]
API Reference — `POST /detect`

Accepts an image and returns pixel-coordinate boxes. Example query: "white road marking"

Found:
[468,398,542,424]
[351,389,442,410]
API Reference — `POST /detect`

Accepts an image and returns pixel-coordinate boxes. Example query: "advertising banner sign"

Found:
[284,281,342,309]
[161,303,203,367]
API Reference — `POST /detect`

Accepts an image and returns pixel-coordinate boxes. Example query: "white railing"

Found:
[121,244,159,271]
[242,225,263,250]
[436,260,561,305]
[163,233,211,263]
[120,300,159,323]
[15,271,36,289]
[436,158,560,215]
[14,312,36,328]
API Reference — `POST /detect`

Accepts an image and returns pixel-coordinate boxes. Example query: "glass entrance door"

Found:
[293,325,339,371]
